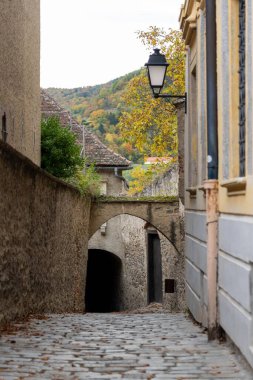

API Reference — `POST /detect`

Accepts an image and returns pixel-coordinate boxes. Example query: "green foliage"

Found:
[46,71,143,163]
[41,117,101,196]
[95,195,178,203]
[41,117,84,178]
[65,165,101,197]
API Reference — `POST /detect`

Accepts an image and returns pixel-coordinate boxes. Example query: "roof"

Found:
[144,157,171,164]
[41,89,131,168]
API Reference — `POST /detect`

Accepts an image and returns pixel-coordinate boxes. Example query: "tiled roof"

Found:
[41,89,131,168]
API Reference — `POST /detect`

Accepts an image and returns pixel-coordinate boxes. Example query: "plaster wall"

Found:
[0,141,91,326]
[88,215,125,260]
[181,0,253,368]
[0,0,40,164]
[99,170,125,195]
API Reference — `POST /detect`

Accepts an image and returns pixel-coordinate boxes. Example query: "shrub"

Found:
[41,116,84,178]
[41,117,101,196]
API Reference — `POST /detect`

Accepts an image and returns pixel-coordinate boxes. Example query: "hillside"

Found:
[46,70,143,163]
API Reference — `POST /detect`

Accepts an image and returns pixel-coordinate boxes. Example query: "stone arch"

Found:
[87,212,185,312]
[89,200,182,253]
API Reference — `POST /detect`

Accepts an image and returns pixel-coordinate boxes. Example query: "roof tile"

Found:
[41,89,131,168]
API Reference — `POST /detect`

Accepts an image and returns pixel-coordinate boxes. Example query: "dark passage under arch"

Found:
[147,231,163,304]
[85,249,122,312]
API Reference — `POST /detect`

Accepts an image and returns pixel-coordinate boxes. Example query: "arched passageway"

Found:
[85,249,122,312]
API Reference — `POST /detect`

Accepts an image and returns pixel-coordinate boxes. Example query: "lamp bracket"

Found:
[154,92,187,113]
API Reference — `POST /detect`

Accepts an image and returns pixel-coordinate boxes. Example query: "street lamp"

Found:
[145,48,187,111]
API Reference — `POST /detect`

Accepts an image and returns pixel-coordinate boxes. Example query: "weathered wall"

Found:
[0,0,40,164]
[89,169,126,259]
[140,165,178,197]
[120,215,185,312]
[159,233,185,312]
[99,170,125,195]
[0,141,91,326]
[121,216,147,310]
[89,215,125,260]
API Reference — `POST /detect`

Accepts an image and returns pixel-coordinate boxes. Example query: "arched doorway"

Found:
[85,249,122,312]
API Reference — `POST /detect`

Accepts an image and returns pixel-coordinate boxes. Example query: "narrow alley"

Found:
[0,312,252,380]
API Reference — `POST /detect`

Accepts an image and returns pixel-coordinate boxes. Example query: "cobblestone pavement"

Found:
[0,313,252,379]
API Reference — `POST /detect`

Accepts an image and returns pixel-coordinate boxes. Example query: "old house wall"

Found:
[0,0,40,164]
[180,0,253,368]
[0,141,91,326]
[216,0,253,367]
[180,0,208,327]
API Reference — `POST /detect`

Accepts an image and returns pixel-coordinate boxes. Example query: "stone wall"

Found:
[0,0,40,165]
[0,141,91,326]
[159,233,185,312]
[120,215,185,312]
[121,216,147,310]
[140,165,178,197]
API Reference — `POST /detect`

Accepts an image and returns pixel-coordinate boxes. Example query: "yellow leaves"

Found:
[127,162,173,195]
[118,27,185,158]
[105,133,115,144]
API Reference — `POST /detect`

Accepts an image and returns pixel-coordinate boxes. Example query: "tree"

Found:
[118,27,185,158]
[41,116,84,178]
[126,162,172,195]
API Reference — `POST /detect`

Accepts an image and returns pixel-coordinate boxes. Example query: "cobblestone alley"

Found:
[0,313,252,380]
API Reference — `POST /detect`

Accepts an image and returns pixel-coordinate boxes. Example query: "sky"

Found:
[41,0,183,89]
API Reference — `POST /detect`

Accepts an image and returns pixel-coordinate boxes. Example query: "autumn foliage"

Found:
[118,27,185,158]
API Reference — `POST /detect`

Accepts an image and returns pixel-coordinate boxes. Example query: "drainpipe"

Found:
[204,0,219,341]
[114,167,129,191]
[206,1,218,179]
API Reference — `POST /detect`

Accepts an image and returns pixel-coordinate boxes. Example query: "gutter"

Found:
[95,165,133,171]
[114,167,129,190]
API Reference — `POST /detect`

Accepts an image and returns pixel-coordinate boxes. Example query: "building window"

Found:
[239,0,246,177]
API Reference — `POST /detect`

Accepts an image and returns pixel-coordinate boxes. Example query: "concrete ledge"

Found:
[219,290,253,367]
[219,214,253,262]
[185,211,207,242]
[185,235,207,273]
[185,259,202,298]
[186,283,202,323]
[219,252,251,312]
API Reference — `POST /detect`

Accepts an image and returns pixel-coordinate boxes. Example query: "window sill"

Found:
[220,177,246,196]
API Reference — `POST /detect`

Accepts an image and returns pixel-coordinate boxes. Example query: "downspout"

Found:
[206,1,218,179]
[204,0,219,341]
[114,167,129,190]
